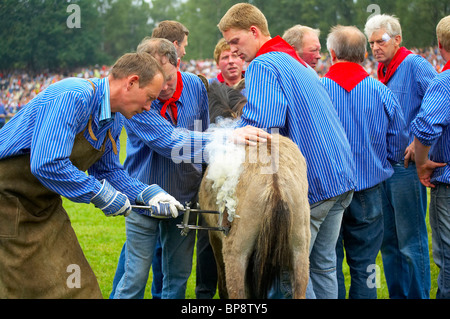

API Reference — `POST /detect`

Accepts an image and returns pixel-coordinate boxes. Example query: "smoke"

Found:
[204,117,244,222]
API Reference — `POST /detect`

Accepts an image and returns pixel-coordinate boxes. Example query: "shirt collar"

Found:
[98,77,114,126]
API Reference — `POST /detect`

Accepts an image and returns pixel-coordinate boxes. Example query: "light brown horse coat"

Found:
[198,82,310,299]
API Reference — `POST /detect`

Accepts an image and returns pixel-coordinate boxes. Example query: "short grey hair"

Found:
[364,14,402,40]
[137,37,178,68]
[327,25,367,63]
[282,25,320,55]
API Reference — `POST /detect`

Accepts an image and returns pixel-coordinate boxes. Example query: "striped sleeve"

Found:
[239,59,287,129]
[411,71,450,184]
[411,73,450,146]
[29,90,103,203]
[124,109,210,164]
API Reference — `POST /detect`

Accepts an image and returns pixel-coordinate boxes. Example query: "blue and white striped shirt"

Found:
[238,51,356,204]
[123,72,210,204]
[385,54,437,146]
[0,77,148,204]
[321,74,408,191]
[411,69,450,184]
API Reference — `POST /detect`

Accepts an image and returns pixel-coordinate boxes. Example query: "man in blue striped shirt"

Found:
[365,14,437,299]
[322,25,408,299]
[0,52,185,298]
[110,38,209,299]
[219,3,356,299]
[411,15,450,299]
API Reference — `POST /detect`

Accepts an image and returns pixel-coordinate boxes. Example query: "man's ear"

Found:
[127,75,140,90]
[250,25,259,38]
[438,40,443,50]
[394,34,402,47]
[329,48,337,62]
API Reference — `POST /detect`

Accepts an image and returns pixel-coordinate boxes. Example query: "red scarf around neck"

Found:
[377,47,413,84]
[255,36,307,67]
[442,60,450,73]
[325,62,369,92]
[216,71,245,86]
[158,71,183,123]
[217,72,226,83]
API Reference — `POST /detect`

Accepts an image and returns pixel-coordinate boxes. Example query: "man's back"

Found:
[240,51,356,204]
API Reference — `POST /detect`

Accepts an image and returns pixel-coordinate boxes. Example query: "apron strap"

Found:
[107,129,118,155]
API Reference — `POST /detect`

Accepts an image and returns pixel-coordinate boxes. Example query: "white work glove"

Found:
[135,185,183,218]
[91,180,132,217]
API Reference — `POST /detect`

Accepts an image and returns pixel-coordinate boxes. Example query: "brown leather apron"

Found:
[0,82,115,299]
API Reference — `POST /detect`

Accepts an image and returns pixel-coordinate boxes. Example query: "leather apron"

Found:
[0,83,114,299]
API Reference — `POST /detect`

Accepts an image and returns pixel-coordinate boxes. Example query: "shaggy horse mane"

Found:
[207,81,246,124]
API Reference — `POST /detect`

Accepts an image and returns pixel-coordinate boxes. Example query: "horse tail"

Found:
[247,173,293,298]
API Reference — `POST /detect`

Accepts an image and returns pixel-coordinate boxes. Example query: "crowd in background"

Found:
[0,46,445,120]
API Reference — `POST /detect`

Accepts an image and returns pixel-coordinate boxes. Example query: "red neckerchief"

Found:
[377,47,413,84]
[442,60,450,73]
[255,36,307,67]
[217,72,225,83]
[158,71,183,124]
[216,71,245,86]
[325,62,369,92]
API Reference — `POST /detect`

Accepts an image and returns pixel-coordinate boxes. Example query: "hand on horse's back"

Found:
[231,125,271,146]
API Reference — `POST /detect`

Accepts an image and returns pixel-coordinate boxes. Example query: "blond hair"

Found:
[213,38,231,64]
[437,15,450,52]
[218,3,270,36]
[110,52,164,88]
[283,25,321,55]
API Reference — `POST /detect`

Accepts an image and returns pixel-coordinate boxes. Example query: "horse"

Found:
[198,81,310,298]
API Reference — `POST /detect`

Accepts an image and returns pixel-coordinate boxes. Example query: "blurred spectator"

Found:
[0,99,11,128]
[0,66,109,117]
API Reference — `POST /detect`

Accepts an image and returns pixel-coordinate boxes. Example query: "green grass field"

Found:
[64,129,439,299]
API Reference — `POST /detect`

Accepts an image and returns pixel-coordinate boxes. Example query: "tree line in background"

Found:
[0,0,448,73]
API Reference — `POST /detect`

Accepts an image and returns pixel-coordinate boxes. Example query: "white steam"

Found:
[204,117,244,222]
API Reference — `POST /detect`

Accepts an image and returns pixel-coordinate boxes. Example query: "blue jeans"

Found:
[306,190,354,299]
[194,214,218,299]
[152,214,219,299]
[151,236,163,299]
[109,211,195,299]
[336,184,384,299]
[429,183,450,299]
[380,161,430,299]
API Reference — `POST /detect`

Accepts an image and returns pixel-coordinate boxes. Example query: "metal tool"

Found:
[176,205,230,236]
[131,204,229,236]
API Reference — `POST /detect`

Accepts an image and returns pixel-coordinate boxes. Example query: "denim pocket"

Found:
[359,185,383,223]
[0,194,20,238]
